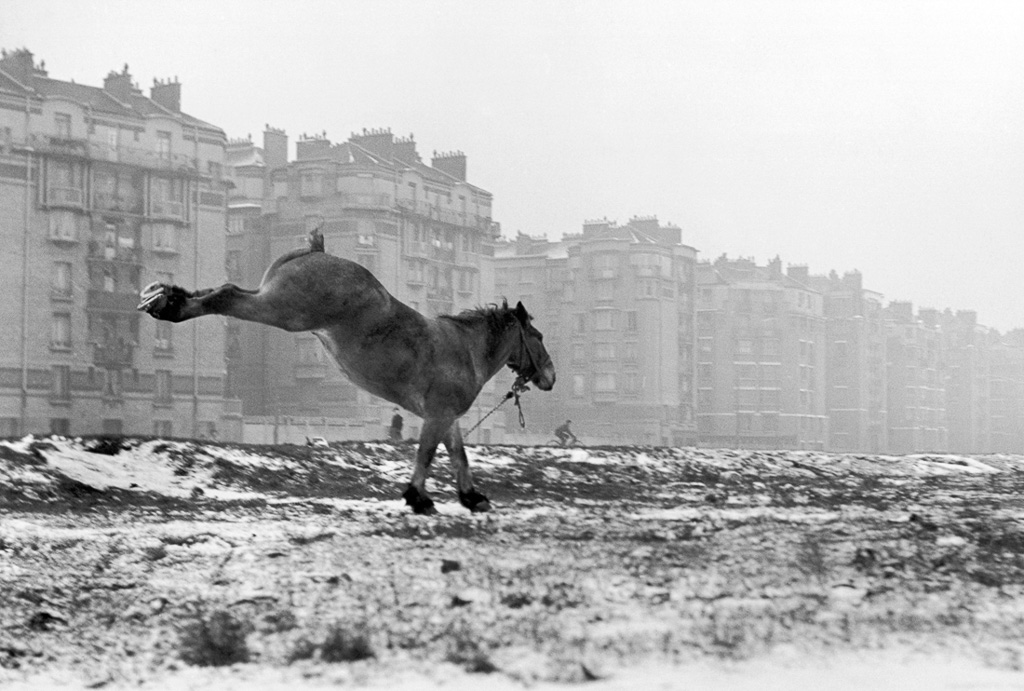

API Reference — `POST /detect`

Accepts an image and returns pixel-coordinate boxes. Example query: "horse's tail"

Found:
[308,225,325,253]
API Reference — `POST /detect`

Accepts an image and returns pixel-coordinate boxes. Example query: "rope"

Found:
[464,376,529,438]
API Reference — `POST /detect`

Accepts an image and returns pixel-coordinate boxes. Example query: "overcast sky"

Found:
[4,0,1022,330]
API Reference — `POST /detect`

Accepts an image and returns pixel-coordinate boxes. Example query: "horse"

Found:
[137,227,556,515]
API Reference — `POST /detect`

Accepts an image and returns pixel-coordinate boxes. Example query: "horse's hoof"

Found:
[403,485,436,515]
[459,489,491,513]
[137,283,168,313]
[414,502,438,516]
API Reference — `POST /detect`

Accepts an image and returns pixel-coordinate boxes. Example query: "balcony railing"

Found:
[151,199,184,219]
[93,341,135,368]
[87,289,139,312]
[339,193,391,209]
[25,134,199,173]
[47,186,84,208]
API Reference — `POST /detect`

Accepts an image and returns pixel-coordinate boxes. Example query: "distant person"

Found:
[555,419,578,446]
[389,407,404,441]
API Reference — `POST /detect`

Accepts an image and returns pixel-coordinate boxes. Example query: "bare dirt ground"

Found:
[2,436,1024,689]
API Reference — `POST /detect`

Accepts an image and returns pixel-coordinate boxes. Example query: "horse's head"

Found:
[508,301,556,391]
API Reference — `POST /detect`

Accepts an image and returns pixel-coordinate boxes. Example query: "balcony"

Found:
[47,186,85,208]
[87,289,139,313]
[26,135,199,174]
[93,341,135,368]
[339,193,391,210]
[87,242,143,265]
[151,199,184,219]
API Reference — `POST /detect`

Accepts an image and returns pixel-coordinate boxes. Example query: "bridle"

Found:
[509,319,543,385]
[464,321,541,437]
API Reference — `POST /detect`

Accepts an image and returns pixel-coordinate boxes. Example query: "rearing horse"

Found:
[137,228,556,515]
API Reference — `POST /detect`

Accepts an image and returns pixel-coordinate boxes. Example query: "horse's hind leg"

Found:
[138,282,303,331]
[444,424,491,513]
[403,418,450,515]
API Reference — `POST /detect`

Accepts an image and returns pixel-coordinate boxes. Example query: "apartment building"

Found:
[805,270,888,453]
[885,302,947,452]
[224,127,502,441]
[696,257,827,449]
[0,49,236,438]
[495,217,698,446]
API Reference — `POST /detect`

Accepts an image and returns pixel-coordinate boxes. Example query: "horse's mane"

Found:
[439,299,516,334]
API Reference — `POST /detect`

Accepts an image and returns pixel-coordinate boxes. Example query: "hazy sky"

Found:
[4,0,1022,329]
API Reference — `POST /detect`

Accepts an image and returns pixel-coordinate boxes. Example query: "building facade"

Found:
[696,258,828,449]
[494,217,698,446]
[0,49,236,438]
[885,302,948,452]
[806,270,889,453]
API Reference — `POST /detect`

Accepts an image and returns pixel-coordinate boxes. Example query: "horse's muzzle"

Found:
[533,363,556,391]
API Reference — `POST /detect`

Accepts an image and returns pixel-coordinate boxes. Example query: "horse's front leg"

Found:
[444,424,490,513]
[402,418,450,515]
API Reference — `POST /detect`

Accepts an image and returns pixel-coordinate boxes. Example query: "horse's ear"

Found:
[514,301,529,323]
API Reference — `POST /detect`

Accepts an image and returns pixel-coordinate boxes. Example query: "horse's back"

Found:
[259,249,394,328]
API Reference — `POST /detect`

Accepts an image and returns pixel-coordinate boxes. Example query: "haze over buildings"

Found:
[2,0,1022,330]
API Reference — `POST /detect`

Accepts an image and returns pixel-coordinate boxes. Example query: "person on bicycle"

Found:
[554,419,578,446]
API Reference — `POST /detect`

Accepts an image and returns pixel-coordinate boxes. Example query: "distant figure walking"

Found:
[389,407,404,442]
[554,419,578,446]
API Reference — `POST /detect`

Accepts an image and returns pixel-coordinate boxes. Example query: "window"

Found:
[51,365,71,401]
[594,343,616,359]
[156,131,171,161]
[152,223,176,252]
[52,262,73,298]
[736,339,753,355]
[594,373,617,392]
[154,321,173,352]
[154,420,173,437]
[593,311,615,330]
[50,418,71,436]
[51,313,71,349]
[155,369,172,404]
[228,216,246,235]
[54,112,71,139]
[49,210,79,241]
[698,337,713,354]
[574,314,586,334]
[300,172,322,197]
[103,369,122,399]
[626,311,638,331]
[151,177,183,217]
[763,413,779,432]
[572,374,586,397]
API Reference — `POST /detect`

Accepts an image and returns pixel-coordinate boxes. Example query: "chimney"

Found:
[150,77,181,112]
[349,127,393,159]
[103,63,138,101]
[582,218,614,238]
[888,301,914,323]
[393,134,420,163]
[0,48,40,84]
[787,265,809,284]
[296,132,331,160]
[263,125,288,168]
[431,150,466,181]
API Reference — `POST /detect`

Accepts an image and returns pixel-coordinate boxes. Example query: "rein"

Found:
[464,375,530,438]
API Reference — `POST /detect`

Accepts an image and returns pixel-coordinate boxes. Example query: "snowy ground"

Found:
[2,436,1024,689]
